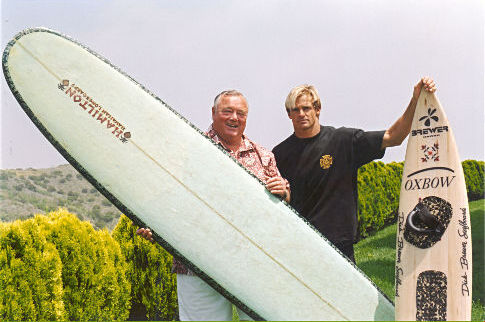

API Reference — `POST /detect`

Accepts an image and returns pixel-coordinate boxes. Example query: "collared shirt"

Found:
[172,126,285,275]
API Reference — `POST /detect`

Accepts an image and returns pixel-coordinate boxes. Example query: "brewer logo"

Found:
[412,106,448,138]
[58,80,131,143]
[421,141,439,162]
[419,107,439,126]
[320,154,333,169]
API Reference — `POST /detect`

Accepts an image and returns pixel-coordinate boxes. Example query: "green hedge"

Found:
[112,215,178,321]
[357,160,484,238]
[0,210,131,321]
[0,220,65,320]
[462,160,485,201]
[357,161,403,237]
[0,211,178,321]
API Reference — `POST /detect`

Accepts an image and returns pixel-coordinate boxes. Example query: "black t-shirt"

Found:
[272,125,385,244]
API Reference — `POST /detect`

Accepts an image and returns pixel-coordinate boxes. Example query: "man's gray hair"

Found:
[213,90,247,110]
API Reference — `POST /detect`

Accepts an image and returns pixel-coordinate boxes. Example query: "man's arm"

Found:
[381,77,437,149]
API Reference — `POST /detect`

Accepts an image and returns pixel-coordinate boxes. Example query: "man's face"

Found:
[212,95,248,143]
[288,94,320,133]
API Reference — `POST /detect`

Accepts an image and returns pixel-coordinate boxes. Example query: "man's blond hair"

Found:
[285,85,321,113]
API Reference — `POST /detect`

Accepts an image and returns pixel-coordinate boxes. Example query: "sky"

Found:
[1,0,484,169]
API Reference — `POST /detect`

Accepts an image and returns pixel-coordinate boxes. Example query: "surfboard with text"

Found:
[395,91,472,320]
[3,28,394,320]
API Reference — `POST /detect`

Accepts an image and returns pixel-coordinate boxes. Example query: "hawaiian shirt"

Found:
[171,126,286,275]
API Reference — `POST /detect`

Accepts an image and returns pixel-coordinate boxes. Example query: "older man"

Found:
[273,77,436,263]
[137,90,289,321]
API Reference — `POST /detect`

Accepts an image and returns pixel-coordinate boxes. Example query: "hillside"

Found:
[1,160,482,232]
[0,164,121,230]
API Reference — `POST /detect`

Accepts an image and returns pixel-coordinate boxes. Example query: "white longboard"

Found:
[395,91,472,320]
[3,28,394,320]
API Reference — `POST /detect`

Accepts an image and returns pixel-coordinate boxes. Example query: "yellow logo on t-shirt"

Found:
[320,154,333,169]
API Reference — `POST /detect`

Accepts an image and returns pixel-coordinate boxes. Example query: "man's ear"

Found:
[286,109,291,118]
[313,100,321,117]
[212,106,216,120]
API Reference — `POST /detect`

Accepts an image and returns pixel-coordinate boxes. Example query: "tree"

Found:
[112,215,178,320]
[35,209,131,320]
[462,160,484,201]
[0,219,65,320]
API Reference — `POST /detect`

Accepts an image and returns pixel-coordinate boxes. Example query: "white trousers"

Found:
[177,274,253,321]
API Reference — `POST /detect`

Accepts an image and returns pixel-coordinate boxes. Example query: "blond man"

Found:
[273,78,436,262]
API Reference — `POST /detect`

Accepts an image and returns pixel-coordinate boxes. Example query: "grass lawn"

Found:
[355,199,484,321]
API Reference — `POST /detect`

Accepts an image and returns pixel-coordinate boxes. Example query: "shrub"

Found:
[462,160,484,201]
[35,210,131,320]
[25,182,36,192]
[38,182,47,190]
[112,215,178,320]
[91,205,101,217]
[67,191,78,202]
[0,219,66,320]
[357,161,403,237]
[1,212,132,320]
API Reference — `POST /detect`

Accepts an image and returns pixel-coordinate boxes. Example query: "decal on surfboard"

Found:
[411,103,449,139]
[420,141,439,162]
[57,79,132,143]
[404,196,452,249]
[458,206,471,298]
[416,270,447,321]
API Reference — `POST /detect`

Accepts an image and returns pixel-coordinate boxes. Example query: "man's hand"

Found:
[136,227,154,243]
[265,176,290,202]
[412,77,437,101]
[382,76,437,149]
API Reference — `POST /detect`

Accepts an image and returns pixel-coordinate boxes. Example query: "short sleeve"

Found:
[353,130,386,168]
